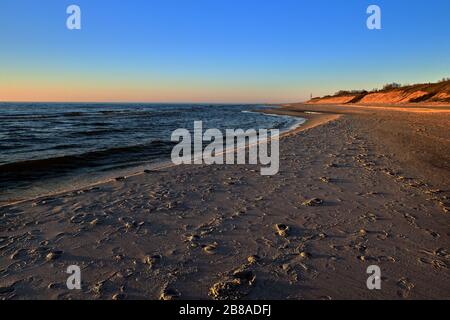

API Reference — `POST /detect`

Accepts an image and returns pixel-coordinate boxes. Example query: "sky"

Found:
[0,0,449,103]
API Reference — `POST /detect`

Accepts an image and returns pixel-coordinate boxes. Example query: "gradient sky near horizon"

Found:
[1,0,449,103]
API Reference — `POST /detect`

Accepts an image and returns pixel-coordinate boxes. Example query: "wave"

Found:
[0,114,61,120]
[98,110,155,116]
[72,128,128,137]
[63,112,84,117]
[242,110,306,132]
[0,140,176,182]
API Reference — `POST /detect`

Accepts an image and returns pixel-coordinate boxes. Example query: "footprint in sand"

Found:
[403,213,417,226]
[418,257,447,270]
[359,213,378,222]
[397,278,414,298]
[247,255,260,264]
[202,243,219,255]
[45,250,63,261]
[112,293,126,300]
[425,229,440,239]
[418,248,449,270]
[0,283,16,295]
[302,198,324,207]
[358,229,368,237]
[143,254,162,268]
[209,264,256,300]
[275,224,290,237]
[438,200,449,213]
[319,177,331,183]
[10,248,27,260]
[160,286,181,300]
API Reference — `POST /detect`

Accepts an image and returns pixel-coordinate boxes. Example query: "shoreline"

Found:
[0,108,311,208]
[261,108,341,137]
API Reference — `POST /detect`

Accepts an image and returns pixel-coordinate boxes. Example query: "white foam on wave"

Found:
[241,110,306,134]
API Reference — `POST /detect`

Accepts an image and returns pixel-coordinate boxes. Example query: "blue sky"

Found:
[1,0,449,102]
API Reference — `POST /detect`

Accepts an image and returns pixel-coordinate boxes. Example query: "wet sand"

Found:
[0,104,449,300]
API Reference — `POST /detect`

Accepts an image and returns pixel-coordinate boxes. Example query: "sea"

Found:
[0,103,304,203]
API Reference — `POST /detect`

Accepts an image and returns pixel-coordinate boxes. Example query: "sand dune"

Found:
[307,80,450,105]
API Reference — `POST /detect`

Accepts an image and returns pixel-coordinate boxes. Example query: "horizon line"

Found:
[0,100,299,105]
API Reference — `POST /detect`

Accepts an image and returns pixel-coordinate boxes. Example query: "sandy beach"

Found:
[1,103,449,300]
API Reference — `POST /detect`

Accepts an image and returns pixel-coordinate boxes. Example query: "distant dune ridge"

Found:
[307,79,450,105]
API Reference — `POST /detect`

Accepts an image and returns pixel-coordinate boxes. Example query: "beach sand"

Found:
[0,104,449,300]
